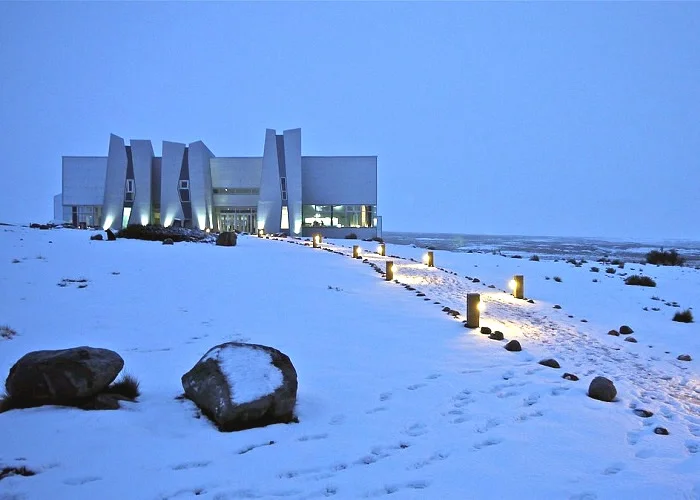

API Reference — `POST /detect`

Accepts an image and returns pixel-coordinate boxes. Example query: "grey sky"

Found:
[1,2,698,239]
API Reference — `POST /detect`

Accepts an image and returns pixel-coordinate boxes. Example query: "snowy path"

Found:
[283,237,700,439]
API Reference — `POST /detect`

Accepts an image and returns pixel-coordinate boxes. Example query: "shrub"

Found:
[606,267,616,274]
[610,259,624,266]
[553,276,562,282]
[624,275,656,287]
[530,255,540,261]
[117,224,213,243]
[344,233,358,239]
[672,309,694,323]
[104,373,141,400]
[0,466,35,480]
[646,249,685,266]
[590,266,600,272]
[0,325,17,339]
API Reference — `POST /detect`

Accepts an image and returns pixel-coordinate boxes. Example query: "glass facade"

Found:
[302,205,375,228]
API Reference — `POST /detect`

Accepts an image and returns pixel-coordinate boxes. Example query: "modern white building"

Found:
[54,129,381,239]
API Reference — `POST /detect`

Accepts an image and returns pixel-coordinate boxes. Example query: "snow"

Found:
[202,344,283,404]
[0,225,699,499]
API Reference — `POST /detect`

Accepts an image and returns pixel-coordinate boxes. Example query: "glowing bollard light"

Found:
[466,293,481,328]
[257,229,264,238]
[510,275,524,299]
[424,251,434,267]
[353,245,362,259]
[378,243,386,256]
[312,234,322,248]
[385,261,394,281]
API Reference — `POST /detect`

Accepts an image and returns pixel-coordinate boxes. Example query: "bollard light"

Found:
[511,274,524,299]
[313,234,322,248]
[353,245,362,259]
[427,251,434,267]
[466,293,481,328]
[257,229,264,238]
[385,260,394,281]
[378,243,386,256]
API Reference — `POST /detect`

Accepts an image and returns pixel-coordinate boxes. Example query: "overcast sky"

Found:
[1,2,698,240]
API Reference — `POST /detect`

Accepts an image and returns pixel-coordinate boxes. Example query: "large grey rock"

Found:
[5,346,124,406]
[216,232,238,247]
[588,376,617,402]
[504,340,522,352]
[182,342,297,432]
[539,358,560,369]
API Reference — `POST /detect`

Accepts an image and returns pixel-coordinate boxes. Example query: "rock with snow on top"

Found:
[181,342,297,432]
[677,354,692,362]
[588,376,617,402]
[562,373,579,381]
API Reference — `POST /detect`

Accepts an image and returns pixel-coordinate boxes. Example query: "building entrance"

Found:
[217,208,257,234]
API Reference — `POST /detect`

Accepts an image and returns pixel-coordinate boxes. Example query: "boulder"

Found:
[588,376,617,402]
[182,342,297,432]
[163,238,174,245]
[504,340,522,352]
[90,234,103,241]
[619,325,633,335]
[562,373,579,381]
[5,347,124,407]
[654,427,669,435]
[539,358,560,369]
[624,336,638,343]
[488,331,504,341]
[480,327,492,335]
[608,329,619,336]
[216,232,238,247]
[106,229,116,241]
[677,354,692,362]
[633,409,653,418]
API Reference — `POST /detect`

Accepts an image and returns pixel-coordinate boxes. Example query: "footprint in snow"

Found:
[298,434,329,442]
[379,392,392,402]
[366,407,387,414]
[63,476,102,485]
[473,438,502,450]
[523,394,540,406]
[407,383,427,391]
[551,386,570,396]
[602,463,625,475]
[404,423,429,437]
[686,441,700,454]
[172,460,211,469]
[426,373,441,380]
[329,414,346,426]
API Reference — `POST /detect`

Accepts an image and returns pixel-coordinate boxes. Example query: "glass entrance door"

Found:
[217,208,257,233]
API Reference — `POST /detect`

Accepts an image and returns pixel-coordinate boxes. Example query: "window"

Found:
[125,179,135,202]
[280,177,287,201]
[302,205,376,228]
[281,206,289,230]
[213,187,260,195]
[179,180,189,190]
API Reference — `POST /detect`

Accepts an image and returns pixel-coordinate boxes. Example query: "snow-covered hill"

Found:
[1,226,698,499]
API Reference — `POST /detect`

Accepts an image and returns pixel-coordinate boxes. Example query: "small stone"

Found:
[163,238,174,245]
[619,325,634,335]
[654,427,669,435]
[608,329,620,336]
[677,354,692,362]
[588,376,617,402]
[527,299,535,304]
[90,234,103,241]
[553,305,562,309]
[539,358,560,369]
[504,340,521,352]
[562,373,579,381]
[581,319,588,323]
[416,293,425,297]
[488,331,504,341]
[480,327,492,335]
[633,409,653,418]
[624,337,638,343]
[472,278,480,283]
[442,307,451,312]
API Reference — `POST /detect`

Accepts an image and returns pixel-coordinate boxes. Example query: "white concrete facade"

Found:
[55,129,379,238]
